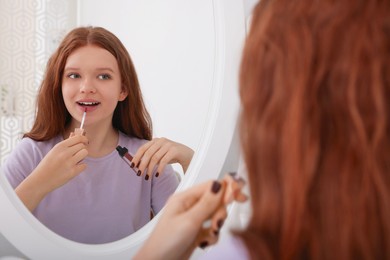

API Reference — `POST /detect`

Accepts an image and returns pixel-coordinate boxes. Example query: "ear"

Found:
[118,88,128,101]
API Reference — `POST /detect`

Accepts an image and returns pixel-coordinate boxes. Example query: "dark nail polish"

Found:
[199,241,208,249]
[211,181,221,194]
[229,171,237,178]
[130,162,135,168]
[137,170,141,176]
[136,161,141,168]
[217,219,224,229]
[145,174,149,181]
[155,172,159,177]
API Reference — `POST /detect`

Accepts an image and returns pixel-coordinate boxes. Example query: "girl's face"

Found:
[62,45,127,130]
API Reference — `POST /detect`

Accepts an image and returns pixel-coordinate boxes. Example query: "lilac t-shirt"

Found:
[2,131,179,244]
[202,235,249,260]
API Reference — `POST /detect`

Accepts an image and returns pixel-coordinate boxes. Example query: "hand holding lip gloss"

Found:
[116,145,142,176]
[73,108,87,136]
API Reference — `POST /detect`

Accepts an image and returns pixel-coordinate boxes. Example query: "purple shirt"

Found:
[2,131,179,244]
[202,235,249,260]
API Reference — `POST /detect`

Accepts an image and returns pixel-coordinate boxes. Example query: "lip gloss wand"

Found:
[74,108,87,135]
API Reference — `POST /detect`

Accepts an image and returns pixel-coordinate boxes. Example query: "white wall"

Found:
[78,0,215,157]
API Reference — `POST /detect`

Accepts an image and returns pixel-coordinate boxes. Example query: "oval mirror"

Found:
[0,0,246,258]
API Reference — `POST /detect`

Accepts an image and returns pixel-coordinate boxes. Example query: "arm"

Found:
[134,174,248,260]
[14,135,88,211]
[132,137,194,179]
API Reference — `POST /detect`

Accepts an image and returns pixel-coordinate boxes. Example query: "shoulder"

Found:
[201,235,250,260]
[2,136,61,188]
[4,136,61,166]
[118,131,149,154]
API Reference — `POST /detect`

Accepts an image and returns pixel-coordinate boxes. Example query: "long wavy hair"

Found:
[238,0,390,259]
[25,26,152,141]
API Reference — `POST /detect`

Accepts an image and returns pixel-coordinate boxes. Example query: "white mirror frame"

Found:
[0,0,246,258]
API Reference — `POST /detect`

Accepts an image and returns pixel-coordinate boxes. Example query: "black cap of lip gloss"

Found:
[116,145,128,157]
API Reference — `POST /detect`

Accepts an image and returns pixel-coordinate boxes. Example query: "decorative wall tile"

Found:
[0,0,77,164]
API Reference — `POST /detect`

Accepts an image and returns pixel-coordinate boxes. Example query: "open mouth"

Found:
[77,101,100,107]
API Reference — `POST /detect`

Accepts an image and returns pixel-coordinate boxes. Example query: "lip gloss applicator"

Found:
[116,145,141,176]
[74,108,87,135]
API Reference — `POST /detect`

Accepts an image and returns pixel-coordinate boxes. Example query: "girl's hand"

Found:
[134,174,248,260]
[132,137,194,179]
[134,180,226,260]
[15,135,89,211]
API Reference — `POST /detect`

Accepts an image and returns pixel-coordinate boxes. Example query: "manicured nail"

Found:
[155,172,159,177]
[211,181,221,194]
[229,171,237,178]
[199,241,208,249]
[130,162,135,168]
[217,219,224,229]
[145,174,149,181]
[137,170,141,176]
[136,161,141,168]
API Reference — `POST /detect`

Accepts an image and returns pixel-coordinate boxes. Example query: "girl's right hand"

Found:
[15,135,89,212]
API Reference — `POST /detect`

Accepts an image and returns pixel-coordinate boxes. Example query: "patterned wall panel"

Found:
[0,0,77,164]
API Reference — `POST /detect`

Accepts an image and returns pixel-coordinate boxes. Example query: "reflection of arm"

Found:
[132,137,194,177]
[3,138,45,212]
[151,164,180,214]
[4,136,88,212]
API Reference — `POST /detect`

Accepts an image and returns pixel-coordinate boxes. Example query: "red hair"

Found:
[238,0,390,259]
[25,26,152,140]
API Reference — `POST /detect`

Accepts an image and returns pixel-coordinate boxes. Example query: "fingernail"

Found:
[199,241,208,249]
[229,171,237,178]
[211,181,221,194]
[145,174,149,181]
[130,162,135,168]
[213,230,219,236]
[217,219,224,229]
[155,172,159,177]
[137,170,141,176]
[136,161,141,168]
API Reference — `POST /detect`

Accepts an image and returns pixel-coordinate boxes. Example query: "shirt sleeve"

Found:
[1,138,42,189]
[150,164,180,213]
[200,235,250,260]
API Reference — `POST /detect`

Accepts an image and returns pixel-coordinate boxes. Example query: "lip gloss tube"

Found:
[74,108,87,136]
[116,145,141,176]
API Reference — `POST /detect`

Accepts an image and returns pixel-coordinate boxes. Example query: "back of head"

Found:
[239,0,390,259]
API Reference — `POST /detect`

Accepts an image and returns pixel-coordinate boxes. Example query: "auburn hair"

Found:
[238,0,390,259]
[25,26,152,141]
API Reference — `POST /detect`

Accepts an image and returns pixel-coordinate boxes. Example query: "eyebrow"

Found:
[64,67,116,73]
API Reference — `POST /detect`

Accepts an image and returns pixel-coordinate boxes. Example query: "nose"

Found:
[80,78,96,93]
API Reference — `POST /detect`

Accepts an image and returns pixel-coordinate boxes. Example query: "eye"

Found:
[67,73,80,79]
[98,74,111,80]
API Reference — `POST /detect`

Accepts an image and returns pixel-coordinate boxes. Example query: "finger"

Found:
[170,180,220,212]
[69,147,88,166]
[66,134,89,146]
[211,205,227,235]
[145,145,168,178]
[138,142,162,176]
[64,142,88,158]
[148,146,171,178]
[183,180,226,226]
[132,139,156,167]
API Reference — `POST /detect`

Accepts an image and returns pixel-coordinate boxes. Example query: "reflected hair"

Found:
[25,26,152,141]
[238,0,390,259]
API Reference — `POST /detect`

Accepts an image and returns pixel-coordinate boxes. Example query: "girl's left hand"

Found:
[132,137,194,179]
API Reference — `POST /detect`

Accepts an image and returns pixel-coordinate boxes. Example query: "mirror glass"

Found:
[0,0,215,244]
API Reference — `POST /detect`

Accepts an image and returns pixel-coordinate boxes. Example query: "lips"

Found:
[76,100,100,112]
[77,101,100,106]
